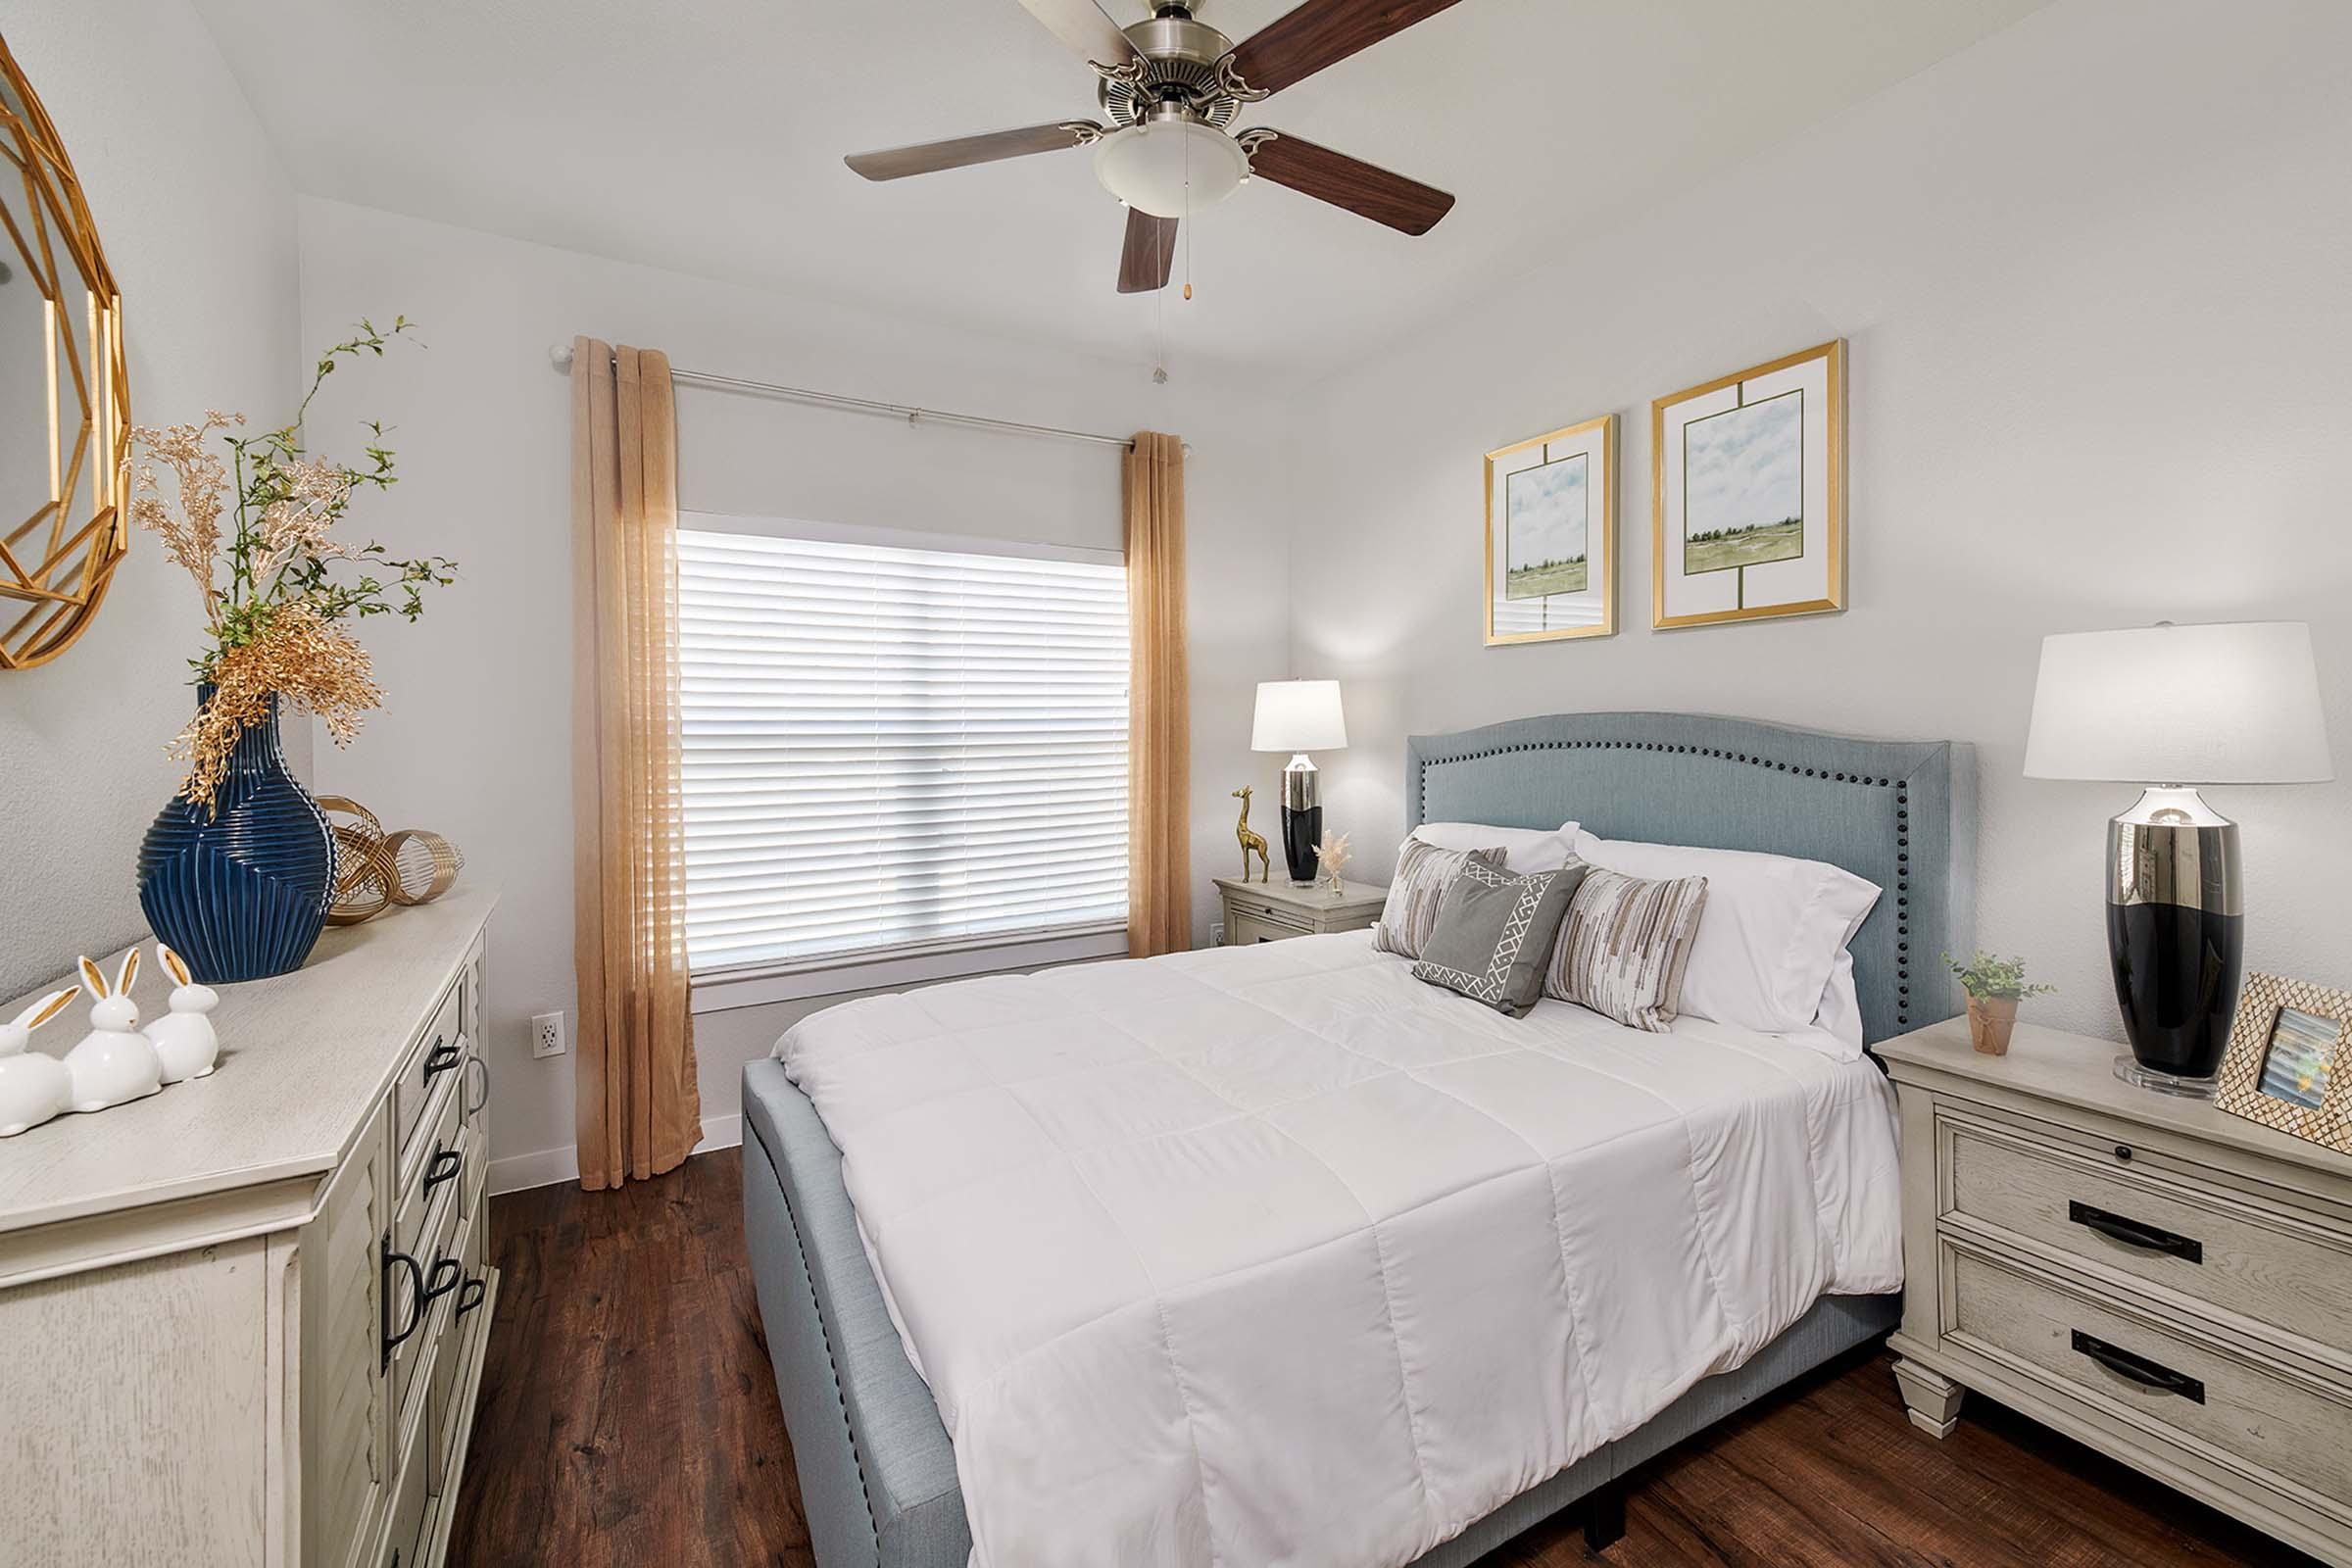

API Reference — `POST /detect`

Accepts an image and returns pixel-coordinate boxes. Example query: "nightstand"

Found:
[1879,1017,2352,1567]
[1213,877,1387,946]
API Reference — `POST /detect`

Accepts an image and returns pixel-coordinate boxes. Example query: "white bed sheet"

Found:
[777,930,1901,1568]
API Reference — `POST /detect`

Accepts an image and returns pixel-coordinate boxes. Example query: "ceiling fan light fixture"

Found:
[1093,120,1248,219]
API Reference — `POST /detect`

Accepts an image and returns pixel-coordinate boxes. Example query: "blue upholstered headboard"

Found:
[1405,712,1977,1046]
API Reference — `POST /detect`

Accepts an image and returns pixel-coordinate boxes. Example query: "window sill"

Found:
[688,924,1131,1014]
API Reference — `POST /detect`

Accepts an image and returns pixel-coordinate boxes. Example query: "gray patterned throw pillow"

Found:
[1411,858,1588,1016]
[1544,868,1710,1032]
[1373,839,1504,960]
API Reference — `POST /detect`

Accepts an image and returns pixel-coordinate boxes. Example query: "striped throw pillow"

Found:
[1373,840,1503,960]
[1544,868,1709,1032]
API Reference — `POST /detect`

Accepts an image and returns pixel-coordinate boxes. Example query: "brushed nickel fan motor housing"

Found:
[1100,7,1242,130]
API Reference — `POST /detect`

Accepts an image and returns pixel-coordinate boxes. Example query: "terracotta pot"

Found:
[1967,994,2020,1055]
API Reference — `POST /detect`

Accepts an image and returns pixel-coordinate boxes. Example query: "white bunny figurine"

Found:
[0,986,78,1137]
[148,944,220,1084]
[62,951,165,1113]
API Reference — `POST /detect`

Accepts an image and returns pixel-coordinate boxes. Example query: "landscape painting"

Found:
[1682,388,1803,575]
[1486,413,1616,645]
[2260,1004,2339,1110]
[1651,339,1845,630]
[1505,453,1589,599]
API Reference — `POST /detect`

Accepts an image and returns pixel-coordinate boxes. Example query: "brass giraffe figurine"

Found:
[1232,787,1271,883]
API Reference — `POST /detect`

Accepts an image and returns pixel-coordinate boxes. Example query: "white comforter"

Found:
[777,931,1901,1568]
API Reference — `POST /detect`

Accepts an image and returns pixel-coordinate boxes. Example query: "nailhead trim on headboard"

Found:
[1414,735,1918,1029]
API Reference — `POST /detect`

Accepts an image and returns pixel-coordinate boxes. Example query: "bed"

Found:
[741,711,1976,1568]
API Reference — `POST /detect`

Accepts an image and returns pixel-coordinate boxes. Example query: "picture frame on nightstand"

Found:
[2216,971,2352,1155]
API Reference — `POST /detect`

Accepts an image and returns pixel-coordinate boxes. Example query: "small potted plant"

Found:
[1943,952,2054,1056]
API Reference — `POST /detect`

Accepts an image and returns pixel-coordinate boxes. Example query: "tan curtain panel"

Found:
[569,337,701,1190]
[1124,431,1192,957]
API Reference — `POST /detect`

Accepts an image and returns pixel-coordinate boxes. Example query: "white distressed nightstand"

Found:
[1213,877,1387,946]
[1879,1016,2352,1566]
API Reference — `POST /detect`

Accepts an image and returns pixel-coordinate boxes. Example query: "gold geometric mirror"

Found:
[0,31,127,669]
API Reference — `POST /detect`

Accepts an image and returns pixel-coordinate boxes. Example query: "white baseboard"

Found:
[486,1111,745,1197]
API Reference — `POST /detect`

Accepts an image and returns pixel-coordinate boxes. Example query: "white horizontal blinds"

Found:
[674,527,1131,972]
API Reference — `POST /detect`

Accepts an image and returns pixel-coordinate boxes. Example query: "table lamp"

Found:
[1251,679,1348,886]
[2024,621,2333,1097]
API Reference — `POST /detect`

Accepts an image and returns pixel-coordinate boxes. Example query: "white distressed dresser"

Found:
[1881,1017,2352,1566]
[0,886,500,1568]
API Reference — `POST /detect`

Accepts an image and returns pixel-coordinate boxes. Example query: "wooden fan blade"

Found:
[1223,0,1467,97]
[1014,0,1138,68]
[1245,132,1455,234]
[846,122,1103,181]
[1117,209,1179,293]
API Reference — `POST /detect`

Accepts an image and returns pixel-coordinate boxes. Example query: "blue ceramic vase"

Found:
[137,685,336,983]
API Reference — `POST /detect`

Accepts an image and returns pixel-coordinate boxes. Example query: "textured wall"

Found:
[0,0,300,998]
[1286,0,2352,1046]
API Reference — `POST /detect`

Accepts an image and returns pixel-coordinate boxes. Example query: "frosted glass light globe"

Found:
[1093,121,1249,219]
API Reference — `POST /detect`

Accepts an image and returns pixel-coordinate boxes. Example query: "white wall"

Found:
[295,198,1294,1183]
[0,0,300,999]
[1288,0,2352,1046]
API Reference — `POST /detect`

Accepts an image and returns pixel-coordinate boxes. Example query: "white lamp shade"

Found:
[1251,680,1347,753]
[1093,122,1249,220]
[2024,621,2333,783]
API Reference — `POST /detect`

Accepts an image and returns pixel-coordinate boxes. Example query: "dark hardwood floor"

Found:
[447,1150,2307,1567]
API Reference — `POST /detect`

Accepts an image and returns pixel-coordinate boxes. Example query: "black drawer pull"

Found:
[381,1237,425,1371]
[423,1145,463,1194]
[2069,1201,2203,1264]
[422,1255,463,1305]
[463,1054,491,1117]
[456,1276,487,1319]
[421,1035,463,1082]
[2072,1331,2205,1403]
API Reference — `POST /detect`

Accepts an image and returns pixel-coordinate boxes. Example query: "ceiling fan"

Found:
[844,0,1466,293]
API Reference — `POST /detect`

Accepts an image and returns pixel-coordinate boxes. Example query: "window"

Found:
[674,521,1130,981]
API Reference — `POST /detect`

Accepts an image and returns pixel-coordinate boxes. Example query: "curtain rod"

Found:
[547,343,1181,454]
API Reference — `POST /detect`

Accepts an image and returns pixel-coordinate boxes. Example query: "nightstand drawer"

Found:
[1229,908,1309,945]
[1947,1248,2352,1523]
[1944,1109,2352,1361]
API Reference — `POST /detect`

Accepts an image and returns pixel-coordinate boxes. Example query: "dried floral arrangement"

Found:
[132,319,456,810]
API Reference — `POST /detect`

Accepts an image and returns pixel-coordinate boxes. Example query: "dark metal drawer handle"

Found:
[463,1054,490,1117]
[423,1145,463,1195]
[422,1036,462,1082]
[2069,1201,2203,1264]
[381,1237,425,1371]
[2072,1331,2205,1403]
[422,1255,463,1305]
[456,1276,487,1319]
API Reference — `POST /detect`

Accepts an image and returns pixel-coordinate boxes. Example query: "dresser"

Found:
[0,887,500,1568]
[1881,1017,2352,1566]
[1214,876,1388,946]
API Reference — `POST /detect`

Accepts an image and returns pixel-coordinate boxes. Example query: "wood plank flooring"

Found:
[447,1150,2311,1567]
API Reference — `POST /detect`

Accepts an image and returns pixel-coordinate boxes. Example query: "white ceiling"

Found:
[191,0,2044,381]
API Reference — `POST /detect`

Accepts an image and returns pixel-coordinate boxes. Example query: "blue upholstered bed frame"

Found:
[741,711,1977,1568]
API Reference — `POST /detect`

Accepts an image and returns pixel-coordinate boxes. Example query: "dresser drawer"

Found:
[393,979,466,1164]
[1946,1247,2352,1524]
[1943,1108,2352,1362]
[379,1398,430,1568]
[1228,908,1309,945]
[389,1167,463,1435]
[429,1206,489,1495]
[393,1077,466,1263]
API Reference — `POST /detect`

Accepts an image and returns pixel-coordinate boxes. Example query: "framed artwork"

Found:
[1651,339,1844,630]
[1485,413,1616,645]
[2216,972,2352,1155]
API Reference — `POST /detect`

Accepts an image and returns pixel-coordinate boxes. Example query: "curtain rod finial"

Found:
[549,342,575,371]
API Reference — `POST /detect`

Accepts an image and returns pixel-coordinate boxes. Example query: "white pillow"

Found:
[1812,948,1865,1057]
[1411,820,1581,874]
[1571,830,1879,1036]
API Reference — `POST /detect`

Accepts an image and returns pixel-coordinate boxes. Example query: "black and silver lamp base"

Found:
[1278,753,1322,887]
[2106,787,2243,1100]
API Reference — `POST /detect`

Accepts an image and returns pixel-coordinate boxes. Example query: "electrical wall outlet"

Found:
[531,1011,566,1058]
[1208,920,1225,947]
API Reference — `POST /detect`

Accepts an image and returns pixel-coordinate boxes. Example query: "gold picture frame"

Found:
[1485,413,1616,645]
[2215,971,2352,1156]
[1651,340,1843,630]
